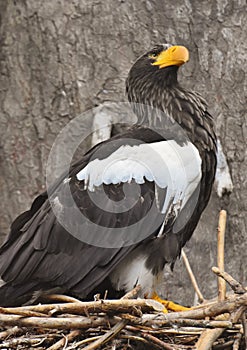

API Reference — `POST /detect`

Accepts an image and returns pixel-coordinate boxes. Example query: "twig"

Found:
[229,303,246,349]
[212,339,235,349]
[196,210,228,350]
[0,297,163,316]
[47,330,81,350]
[0,326,23,340]
[82,285,141,350]
[46,294,84,303]
[0,306,48,317]
[152,293,247,320]
[120,334,151,347]
[139,316,233,329]
[66,336,101,349]
[191,287,247,311]
[143,333,176,349]
[195,314,229,350]
[0,313,108,329]
[241,312,247,349]
[233,332,243,350]
[231,306,246,323]
[181,249,205,303]
[121,284,142,299]
[212,267,246,294]
[121,312,234,329]
[0,336,48,348]
[217,210,227,301]
[83,319,127,350]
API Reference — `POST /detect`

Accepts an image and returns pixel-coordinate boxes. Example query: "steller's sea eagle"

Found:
[0,44,217,306]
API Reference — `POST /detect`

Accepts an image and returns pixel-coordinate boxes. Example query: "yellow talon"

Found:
[152,292,190,312]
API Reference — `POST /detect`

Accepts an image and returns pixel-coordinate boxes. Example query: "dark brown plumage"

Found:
[0,44,217,306]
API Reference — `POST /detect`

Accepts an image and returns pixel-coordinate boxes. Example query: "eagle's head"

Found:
[126,44,189,125]
[126,44,189,95]
[135,44,189,69]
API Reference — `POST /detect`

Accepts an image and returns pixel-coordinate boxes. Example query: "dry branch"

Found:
[233,332,243,350]
[142,333,176,349]
[154,293,247,321]
[181,249,205,303]
[241,312,247,349]
[47,330,81,350]
[0,337,48,348]
[0,326,23,340]
[139,316,234,329]
[82,284,142,350]
[212,267,247,294]
[83,320,127,350]
[0,313,108,330]
[0,297,163,316]
[217,210,227,301]
[0,306,48,317]
[196,210,228,350]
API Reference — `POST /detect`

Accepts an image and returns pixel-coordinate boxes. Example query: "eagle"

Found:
[0,44,217,307]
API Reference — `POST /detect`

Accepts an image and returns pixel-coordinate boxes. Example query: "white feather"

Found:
[0,278,5,287]
[215,139,233,197]
[110,250,159,296]
[76,140,201,213]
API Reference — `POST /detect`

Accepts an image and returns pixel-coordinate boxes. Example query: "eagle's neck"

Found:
[127,73,216,153]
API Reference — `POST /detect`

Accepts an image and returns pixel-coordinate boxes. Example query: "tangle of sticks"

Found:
[0,210,246,349]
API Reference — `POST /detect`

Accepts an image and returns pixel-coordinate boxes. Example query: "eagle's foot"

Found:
[152,292,190,312]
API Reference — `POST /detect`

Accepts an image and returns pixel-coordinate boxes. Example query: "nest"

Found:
[0,211,246,350]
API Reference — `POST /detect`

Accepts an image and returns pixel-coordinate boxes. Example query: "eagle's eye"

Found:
[148,52,158,59]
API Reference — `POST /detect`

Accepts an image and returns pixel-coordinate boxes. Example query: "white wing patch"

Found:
[215,139,233,197]
[76,140,202,212]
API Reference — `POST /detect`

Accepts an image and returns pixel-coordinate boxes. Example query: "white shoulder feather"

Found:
[76,140,201,212]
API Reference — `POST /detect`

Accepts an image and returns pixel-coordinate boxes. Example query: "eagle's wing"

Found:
[0,127,201,305]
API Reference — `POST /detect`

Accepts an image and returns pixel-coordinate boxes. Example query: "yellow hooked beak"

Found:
[152,45,189,68]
